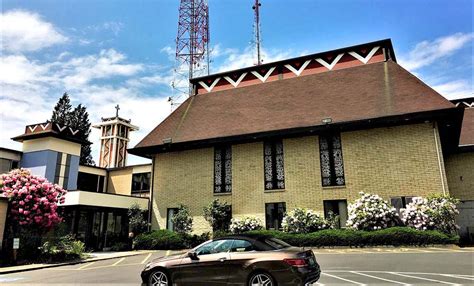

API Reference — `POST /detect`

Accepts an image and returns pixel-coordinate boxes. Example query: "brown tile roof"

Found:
[460,107,474,146]
[133,60,455,152]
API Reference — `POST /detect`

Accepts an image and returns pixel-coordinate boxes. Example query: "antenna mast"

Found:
[252,0,262,65]
[173,0,210,103]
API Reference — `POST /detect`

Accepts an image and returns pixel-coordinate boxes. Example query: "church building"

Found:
[129,39,474,240]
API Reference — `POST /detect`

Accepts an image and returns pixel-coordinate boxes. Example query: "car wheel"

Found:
[148,269,170,286]
[248,272,275,286]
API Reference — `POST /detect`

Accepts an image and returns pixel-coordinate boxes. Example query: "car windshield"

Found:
[264,237,291,249]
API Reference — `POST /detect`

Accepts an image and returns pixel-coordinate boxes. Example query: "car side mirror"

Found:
[188,251,198,260]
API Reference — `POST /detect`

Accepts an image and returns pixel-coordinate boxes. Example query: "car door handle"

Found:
[219,257,227,262]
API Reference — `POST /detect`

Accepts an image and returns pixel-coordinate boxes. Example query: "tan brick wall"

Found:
[0,199,8,250]
[107,168,133,195]
[152,123,447,234]
[446,152,474,201]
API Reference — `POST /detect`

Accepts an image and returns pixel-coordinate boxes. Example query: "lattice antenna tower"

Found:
[171,0,210,106]
[252,0,263,65]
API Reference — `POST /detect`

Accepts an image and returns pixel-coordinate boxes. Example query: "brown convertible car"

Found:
[141,234,321,286]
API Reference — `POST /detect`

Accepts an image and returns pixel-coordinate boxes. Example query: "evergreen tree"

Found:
[50,95,95,165]
[51,92,72,125]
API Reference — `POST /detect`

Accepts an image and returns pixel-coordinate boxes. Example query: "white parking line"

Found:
[389,272,461,285]
[141,253,152,264]
[111,257,125,266]
[78,262,95,270]
[321,272,366,285]
[351,271,411,285]
[440,274,474,281]
[165,250,171,256]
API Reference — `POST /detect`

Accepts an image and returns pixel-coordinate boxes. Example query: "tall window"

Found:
[166,208,179,231]
[264,140,285,190]
[214,145,232,193]
[323,200,348,228]
[54,152,71,189]
[319,133,345,187]
[265,202,286,230]
[391,196,414,212]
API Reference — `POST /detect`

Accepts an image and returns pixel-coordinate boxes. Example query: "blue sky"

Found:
[1,0,472,165]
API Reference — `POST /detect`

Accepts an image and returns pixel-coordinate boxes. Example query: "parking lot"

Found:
[0,247,473,285]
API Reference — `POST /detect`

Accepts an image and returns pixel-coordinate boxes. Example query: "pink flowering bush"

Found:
[346,192,400,231]
[402,195,459,235]
[0,169,67,231]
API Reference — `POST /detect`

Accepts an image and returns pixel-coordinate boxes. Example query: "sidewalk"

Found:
[0,250,152,275]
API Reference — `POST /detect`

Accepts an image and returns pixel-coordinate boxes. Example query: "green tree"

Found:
[172,204,193,234]
[128,203,148,236]
[51,92,72,126]
[203,199,232,232]
[50,94,95,165]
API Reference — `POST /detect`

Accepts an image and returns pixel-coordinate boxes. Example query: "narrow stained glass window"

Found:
[319,133,345,187]
[214,145,232,193]
[264,140,285,190]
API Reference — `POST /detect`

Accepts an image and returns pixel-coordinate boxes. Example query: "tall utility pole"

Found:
[175,0,210,97]
[252,0,262,65]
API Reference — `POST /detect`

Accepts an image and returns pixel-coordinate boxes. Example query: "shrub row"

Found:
[133,230,210,250]
[216,227,459,247]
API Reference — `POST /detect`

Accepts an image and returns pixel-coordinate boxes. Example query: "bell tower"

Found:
[93,105,139,168]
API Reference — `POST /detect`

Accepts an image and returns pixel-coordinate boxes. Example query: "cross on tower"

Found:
[115,104,120,117]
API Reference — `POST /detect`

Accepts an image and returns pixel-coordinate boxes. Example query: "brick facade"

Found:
[152,123,448,234]
[446,152,474,201]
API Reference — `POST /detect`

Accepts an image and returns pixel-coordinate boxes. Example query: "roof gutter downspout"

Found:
[147,155,156,231]
[433,122,447,196]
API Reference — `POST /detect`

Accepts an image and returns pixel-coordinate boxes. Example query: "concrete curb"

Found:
[0,251,152,275]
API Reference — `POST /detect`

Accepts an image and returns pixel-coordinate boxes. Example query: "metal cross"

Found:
[115,104,120,117]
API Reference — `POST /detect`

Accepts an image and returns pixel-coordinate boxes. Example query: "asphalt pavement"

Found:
[0,247,472,285]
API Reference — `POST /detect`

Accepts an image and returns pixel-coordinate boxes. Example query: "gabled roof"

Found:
[460,108,474,147]
[130,59,460,157]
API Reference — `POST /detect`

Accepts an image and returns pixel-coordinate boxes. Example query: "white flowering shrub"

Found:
[282,208,329,233]
[402,195,459,235]
[229,217,263,233]
[346,192,400,231]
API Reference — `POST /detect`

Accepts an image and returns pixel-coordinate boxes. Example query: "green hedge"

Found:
[217,227,459,247]
[134,228,458,250]
[133,230,210,250]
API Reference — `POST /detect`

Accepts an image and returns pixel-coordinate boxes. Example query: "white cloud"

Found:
[1,10,68,53]
[432,80,473,100]
[86,21,124,36]
[399,33,473,70]
[215,46,294,73]
[61,49,143,87]
[0,55,48,85]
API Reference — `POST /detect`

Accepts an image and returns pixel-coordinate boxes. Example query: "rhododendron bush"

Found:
[346,192,400,231]
[230,217,263,233]
[282,208,329,233]
[0,169,67,230]
[401,195,459,235]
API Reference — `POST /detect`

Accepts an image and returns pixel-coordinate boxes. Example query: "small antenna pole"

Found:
[252,0,262,65]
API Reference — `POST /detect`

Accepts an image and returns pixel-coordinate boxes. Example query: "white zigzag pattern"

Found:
[251,67,276,82]
[28,125,38,132]
[40,123,50,130]
[56,124,67,132]
[69,127,79,135]
[284,60,312,76]
[199,77,221,92]
[224,72,248,87]
[348,46,380,64]
[315,53,344,70]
